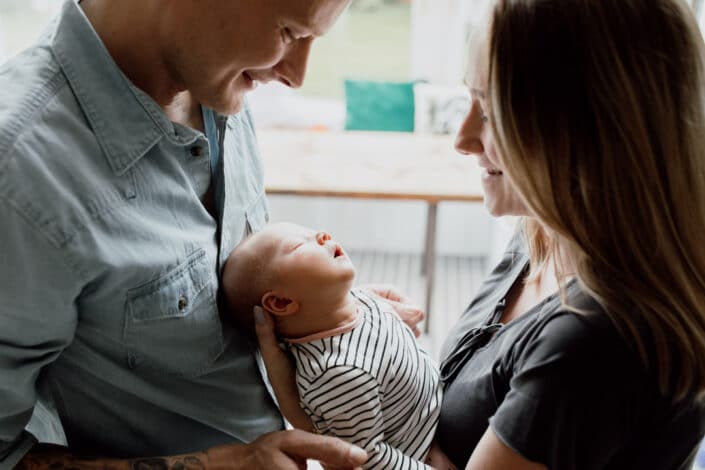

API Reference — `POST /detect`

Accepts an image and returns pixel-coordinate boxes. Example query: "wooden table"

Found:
[257,129,484,332]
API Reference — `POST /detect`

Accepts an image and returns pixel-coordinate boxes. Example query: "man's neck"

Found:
[278,292,359,340]
[80,0,197,127]
[164,92,205,132]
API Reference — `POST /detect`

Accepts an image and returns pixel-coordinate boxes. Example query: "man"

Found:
[0,0,422,468]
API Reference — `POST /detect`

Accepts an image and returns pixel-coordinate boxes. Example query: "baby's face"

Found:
[256,223,356,304]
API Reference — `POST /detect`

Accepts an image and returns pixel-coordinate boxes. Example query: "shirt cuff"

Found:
[0,432,38,468]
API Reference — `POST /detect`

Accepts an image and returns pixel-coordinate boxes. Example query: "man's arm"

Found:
[17,430,368,470]
[0,203,81,467]
[16,443,210,469]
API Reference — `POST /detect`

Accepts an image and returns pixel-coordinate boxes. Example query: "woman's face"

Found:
[455,41,529,217]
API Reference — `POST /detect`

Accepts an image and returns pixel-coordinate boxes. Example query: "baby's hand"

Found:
[361,284,425,337]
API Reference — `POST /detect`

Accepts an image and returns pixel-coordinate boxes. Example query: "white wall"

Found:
[410,0,488,84]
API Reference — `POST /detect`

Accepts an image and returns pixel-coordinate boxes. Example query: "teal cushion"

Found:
[344,79,415,132]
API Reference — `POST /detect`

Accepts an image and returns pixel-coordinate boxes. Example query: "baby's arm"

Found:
[254,307,314,432]
[303,366,433,470]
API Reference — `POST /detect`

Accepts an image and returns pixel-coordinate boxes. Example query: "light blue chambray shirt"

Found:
[0,1,283,466]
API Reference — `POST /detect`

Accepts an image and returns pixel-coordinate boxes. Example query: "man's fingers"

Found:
[279,430,367,468]
[402,305,425,322]
[395,304,425,325]
[361,283,401,302]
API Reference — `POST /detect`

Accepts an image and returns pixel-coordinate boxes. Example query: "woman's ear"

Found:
[261,291,300,316]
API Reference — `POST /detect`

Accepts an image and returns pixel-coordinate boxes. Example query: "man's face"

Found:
[258,222,356,306]
[164,0,351,115]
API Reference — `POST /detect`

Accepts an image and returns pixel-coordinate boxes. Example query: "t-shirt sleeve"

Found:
[489,312,640,468]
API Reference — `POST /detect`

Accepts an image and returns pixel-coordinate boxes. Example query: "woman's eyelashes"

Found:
[475,101,489,123]
[479,107,489,123]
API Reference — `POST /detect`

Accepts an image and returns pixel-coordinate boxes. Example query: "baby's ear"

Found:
[261,291,299,316]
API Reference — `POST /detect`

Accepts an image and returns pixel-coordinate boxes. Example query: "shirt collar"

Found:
[51,0,185,175]
[283,310,365,344]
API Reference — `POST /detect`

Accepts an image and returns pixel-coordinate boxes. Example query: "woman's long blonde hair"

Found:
[487,0,705,401]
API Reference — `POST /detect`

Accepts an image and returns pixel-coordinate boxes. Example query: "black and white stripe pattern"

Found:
[288,291,442,469]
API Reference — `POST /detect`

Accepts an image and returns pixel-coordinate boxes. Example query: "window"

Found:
[300,0,412,99]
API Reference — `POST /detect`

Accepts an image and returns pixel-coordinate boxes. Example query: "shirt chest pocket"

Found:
[124,249,224,377]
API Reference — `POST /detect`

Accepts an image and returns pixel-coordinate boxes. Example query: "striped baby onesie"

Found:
[286,290,442,469]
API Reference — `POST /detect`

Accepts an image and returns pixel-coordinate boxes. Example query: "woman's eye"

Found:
[479,109,489,123]
[281,27,296,44]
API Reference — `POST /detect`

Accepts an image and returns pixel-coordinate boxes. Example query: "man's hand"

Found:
[360,284,425,337]
[18,435,368,470]
[209,429,367,470]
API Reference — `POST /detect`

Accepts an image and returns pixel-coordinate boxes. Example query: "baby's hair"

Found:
[222,234,277,319]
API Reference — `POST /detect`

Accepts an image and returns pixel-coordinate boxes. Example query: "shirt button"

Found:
[190,146,204,157]
[178,295,189,311]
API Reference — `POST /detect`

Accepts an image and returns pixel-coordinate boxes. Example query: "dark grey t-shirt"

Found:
[436,234,705,469]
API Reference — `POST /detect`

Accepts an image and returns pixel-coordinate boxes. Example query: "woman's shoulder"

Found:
[510,283,642,383]
[490,287,705,470]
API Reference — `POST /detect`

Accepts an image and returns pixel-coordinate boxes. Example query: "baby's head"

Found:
[222,222,356,336]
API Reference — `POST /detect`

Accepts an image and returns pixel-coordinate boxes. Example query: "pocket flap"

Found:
[127,249,212,322]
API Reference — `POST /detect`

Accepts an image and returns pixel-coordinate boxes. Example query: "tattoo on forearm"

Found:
[17,447,206,470]
[130,456,205,470]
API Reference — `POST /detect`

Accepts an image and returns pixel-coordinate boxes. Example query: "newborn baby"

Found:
[222,222,442,469]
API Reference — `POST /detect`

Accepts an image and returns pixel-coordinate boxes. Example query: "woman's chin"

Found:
[484,200,508,217]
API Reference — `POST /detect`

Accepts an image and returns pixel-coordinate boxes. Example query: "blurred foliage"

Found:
[0,0,410,100]
[300,1,412,99]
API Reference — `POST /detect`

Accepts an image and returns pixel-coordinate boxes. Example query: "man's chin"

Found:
[212,92,245,116]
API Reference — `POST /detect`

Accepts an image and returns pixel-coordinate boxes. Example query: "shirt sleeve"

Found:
[489,312,639,469]
[0,200,80,465]
[301,366,432,470]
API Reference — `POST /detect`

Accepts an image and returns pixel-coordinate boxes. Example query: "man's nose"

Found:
[274,38,314,89]
[455,101,485,156]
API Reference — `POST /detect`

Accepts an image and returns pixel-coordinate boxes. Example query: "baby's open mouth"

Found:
[487,169,503,175]
[334,245,344,258]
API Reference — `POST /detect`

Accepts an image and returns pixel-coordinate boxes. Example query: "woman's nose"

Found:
[315,232,332,245]
[455,102,485,156]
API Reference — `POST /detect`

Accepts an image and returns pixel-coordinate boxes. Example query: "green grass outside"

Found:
[299,3,412,99]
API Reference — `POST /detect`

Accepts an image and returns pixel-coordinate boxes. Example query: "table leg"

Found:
[424,202,438,334]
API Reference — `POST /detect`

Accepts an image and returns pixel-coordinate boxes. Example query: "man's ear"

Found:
[261,291,299,316]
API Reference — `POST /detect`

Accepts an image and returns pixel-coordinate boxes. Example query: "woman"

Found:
[432,0,705,468]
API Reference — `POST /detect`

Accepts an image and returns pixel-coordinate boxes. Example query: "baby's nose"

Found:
[315,232,332,245]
